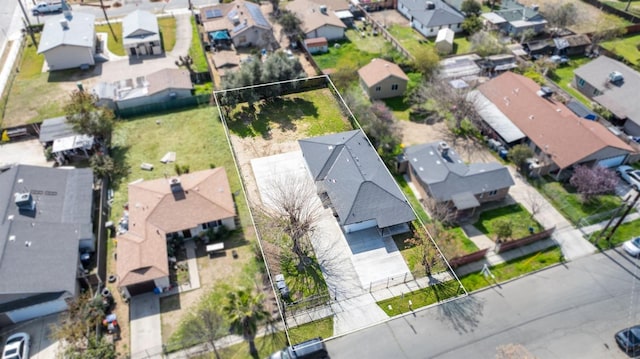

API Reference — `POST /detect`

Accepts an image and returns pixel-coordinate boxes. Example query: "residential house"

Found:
[117,168,236,297]
[522,39,556,58]
[573,56,640,136]
[358,58,409,100]
[200,0,275,49]
[288,0,347,41]
[553,34,591,56]
[0,165,94,326]
[304,37,329,54]
[397,0,464,38]
[122,10,163,56]
[94,68,193,111]
[402,141,514,216]
[481,0,547,36]
[435,28,454,54]
[475,71,634,177]
[299,130,415,235]
[37,11,96,71]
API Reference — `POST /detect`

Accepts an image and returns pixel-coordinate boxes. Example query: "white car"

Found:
[2,332,30,359]
[623,237,640,257]
[616,165,640,190]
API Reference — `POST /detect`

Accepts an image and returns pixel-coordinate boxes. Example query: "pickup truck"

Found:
[32,2,63,16]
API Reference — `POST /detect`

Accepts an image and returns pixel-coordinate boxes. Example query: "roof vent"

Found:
[425,1,435,9]
[609,71,624,84]
[9,235,15,242]
[538,86,553,98]
[437,141,450,157]
[231,15,240,25]
[320,5,327,13]
[169,177,183,192]
[60,19,69,30]
[14,192,35,211]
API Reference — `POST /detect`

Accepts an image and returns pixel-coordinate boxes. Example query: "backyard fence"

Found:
[580,0,640,24]
[116,93,212,119]
[356,4,414,61]
[0,34,26,126]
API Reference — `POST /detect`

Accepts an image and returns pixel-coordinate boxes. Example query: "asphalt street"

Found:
[327,249,640,359]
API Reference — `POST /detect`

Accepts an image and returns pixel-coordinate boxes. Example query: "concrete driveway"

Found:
[0,139,52,167]
[0,313,61,359]
[129,293,163,359]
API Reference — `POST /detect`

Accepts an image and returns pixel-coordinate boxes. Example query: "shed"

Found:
[435,28,454,54]
[122,10,162,56]
[304,37,328,54]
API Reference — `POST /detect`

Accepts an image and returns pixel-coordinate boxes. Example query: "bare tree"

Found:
[180,303,225,359]
[541,2,577,35]
[258,175,324,269]
[424,197,457,226]
[524,188,544,219]
[405,223,465,275]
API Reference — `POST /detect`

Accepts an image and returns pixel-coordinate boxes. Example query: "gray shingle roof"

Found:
[39,116,77,143]
[0,165,94,297]
[299,130,415,228]
[122,10,160,45]
[574,56,640,124]
[37,12,96,53]
[404,141,514,202]
[400,0,464,28]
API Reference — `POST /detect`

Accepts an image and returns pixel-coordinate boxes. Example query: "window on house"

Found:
[577,78,585,88]
[391,84,399,91]
[238,36,247,44]
[593,89,600,96]
[203,220,223,229]
[488,190,498,196]
[431,28,434,33]
[375,86,381,92]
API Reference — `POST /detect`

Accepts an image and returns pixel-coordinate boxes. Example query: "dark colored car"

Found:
[616,325,640,355]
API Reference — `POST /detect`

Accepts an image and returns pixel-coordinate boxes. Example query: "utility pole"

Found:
[604,190,640,245]
[98,0,117,42]
[17,0,37,47]
[625,0,632,12]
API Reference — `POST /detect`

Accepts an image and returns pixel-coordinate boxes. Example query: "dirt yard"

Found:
[517,0,621,34]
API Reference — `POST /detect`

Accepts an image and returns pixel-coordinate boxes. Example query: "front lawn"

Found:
[601,33,640,66]
[591,218,640,249]
[459,246,564,292]
[225,88,352,138]
[378,279,463,316]
[473,204,542,240]
[532,178,624,225]
[281,255,328,300]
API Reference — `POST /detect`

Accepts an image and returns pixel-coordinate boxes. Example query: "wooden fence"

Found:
[448,248,490,268]
[495,227,556,254]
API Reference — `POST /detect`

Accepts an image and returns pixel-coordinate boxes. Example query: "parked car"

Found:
[616,165,640,190]
[623,237,640,257]
[616,325,640,355]
[269,337,328,359]
[549,55,569,64]
[31,2,63,16]
[2,332,30,359]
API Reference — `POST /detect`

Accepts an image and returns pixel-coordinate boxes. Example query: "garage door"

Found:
[343,219,377,234]
[597,155,627,168]
[127,280,156,296]
[7,297,68,324]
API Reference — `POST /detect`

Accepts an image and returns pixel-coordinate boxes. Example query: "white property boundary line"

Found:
[211,75,467,339]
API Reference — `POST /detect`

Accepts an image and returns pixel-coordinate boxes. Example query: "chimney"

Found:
[169,177,183,193]
[14,192,35,211]
[438,141,450,157]
[60,19,69,30]
[425,1,435,10]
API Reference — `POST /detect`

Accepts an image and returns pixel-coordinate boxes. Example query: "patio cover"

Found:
[52,134,94,153]
[451,191,480,210]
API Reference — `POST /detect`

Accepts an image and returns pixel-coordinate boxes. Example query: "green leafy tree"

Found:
[278,10,303,41]
[507,144,534,172]
[61,336,116,359]
[462,15,483,35]
[461,0,482,16]
[470,30,507,57]
[493,218,513,242]
[89,153,129,181]
[64,90,115,141]
[412,47,440,79]
[223,289,270,356]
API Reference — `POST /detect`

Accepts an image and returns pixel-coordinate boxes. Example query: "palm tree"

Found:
[223,289,270,356]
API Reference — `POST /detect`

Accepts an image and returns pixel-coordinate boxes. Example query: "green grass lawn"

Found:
[601,33,640,66]
[591,218,640,249]
[473,204,542,240]
[532,178,624,225]
[459,246,564,292]
[453,37,472,55]
[226,88,352,138]
[602,1,640,17]
[281,255,328,300]
[96,17,177,57]
[189,16,208,72]
[384,72,422,122]
[386,25,429,56]
[394,174,429,224]
[549,56,592,106]
[289,317,333,343]
[378,279,464,316]
[96,23,124,56]
[312,31,382,70]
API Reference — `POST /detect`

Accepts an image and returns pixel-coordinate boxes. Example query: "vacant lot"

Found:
[517,0,628,33]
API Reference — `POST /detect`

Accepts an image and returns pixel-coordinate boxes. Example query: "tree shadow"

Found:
[108,143,130,189]
[227,97,318,138]
[436,295,485,334]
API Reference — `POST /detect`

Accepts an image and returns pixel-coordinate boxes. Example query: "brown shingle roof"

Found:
[146,69,192,96]
[200,0,272,35]
[117,168,236,287]
[358,58,409,87]
[287,0,347,33]
[478,72,633,169]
